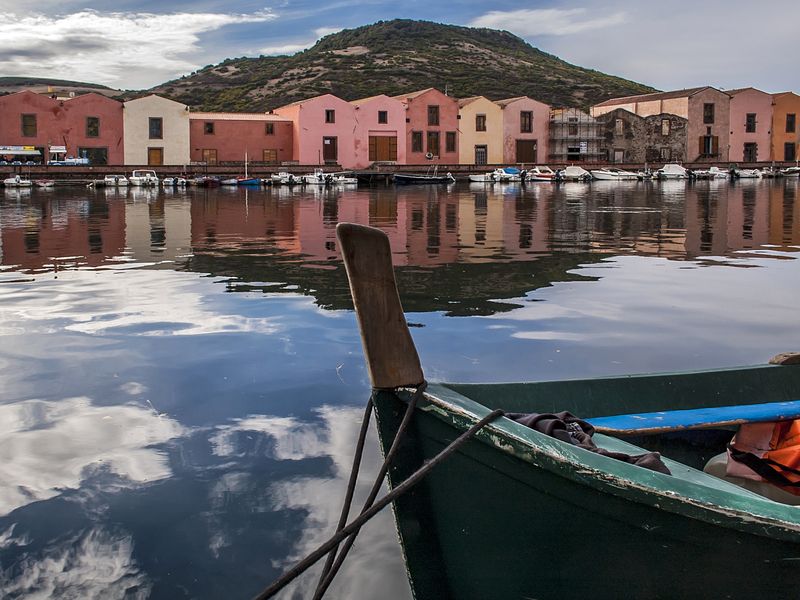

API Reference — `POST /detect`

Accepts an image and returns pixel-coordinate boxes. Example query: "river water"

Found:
[0,179,799,599]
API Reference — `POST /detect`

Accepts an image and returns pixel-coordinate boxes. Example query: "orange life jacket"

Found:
[728,420,800,495]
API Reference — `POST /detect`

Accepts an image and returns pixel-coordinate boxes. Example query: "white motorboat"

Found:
[733,168,762,179]
[693,166,729,180]
[34,179,55,188]
[103,174,129,186]
[329,174,358,185]
[590,168,638,181]
[468,167,522,183]
[524,166,557,182]
[302,169,334,185]
[129,170,159,186]
[556,166,591,182]
[220,177,239,186]
[270,172,302,185]
[3,175,32,187]
[654,163,689,180]
[781,166,800,177]
[162,177,187,186]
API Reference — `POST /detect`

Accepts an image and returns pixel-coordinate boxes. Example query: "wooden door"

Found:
[369,136,398,162]
[263,149,277,164]
[515,140,537,163]
[322,137,338,162]
[148,147,164,166]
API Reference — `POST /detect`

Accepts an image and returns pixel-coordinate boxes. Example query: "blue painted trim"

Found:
[590,400,800,435]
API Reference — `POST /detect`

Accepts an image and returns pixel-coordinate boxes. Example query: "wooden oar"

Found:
[336,223,424,390]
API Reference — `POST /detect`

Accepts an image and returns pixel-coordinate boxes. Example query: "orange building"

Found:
[771,92,800,162]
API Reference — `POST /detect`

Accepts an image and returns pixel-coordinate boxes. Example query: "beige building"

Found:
[458,96,504,165]
[123,94,190,166]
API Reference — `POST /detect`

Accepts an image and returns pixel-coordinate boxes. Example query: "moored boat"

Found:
[555,165,591,181]
[34,179,55,188]
[162,177,187,187]
[654,163,689,180]
[733,168,762,179]
[468,167,521,183]
[270,172,302,185]
[334,222,800,600]
[394,171,455,185]
[524,165,557,182]
[103,174,129,186]
[129,170,159,186]
[693,166,729,180]
[590,167,639,181]
[781,166,800,177]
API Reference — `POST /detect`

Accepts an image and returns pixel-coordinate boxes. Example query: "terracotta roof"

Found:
[726,87,770,96]
[457,96,487,107]
[391,87,442,102]
[773,91,800,99]
[276,93,337,108]
[351,94,395,106]
[593,86,729,108]
[189,112,290,121]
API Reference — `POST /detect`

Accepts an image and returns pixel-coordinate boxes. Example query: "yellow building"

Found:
[457,96,504,165]
[771,92,800,162]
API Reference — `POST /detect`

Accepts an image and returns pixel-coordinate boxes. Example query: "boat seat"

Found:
[703,452,800,506]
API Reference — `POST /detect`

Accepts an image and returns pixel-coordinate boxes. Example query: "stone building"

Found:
[642,114,688,163]
[123,94,190,166]
[595,109,688,163]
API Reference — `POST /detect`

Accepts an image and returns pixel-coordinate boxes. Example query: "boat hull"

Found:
[394,174,455,185]
[372,368,800,599]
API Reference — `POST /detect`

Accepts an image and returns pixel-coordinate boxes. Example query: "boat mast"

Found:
[336,223,424,389]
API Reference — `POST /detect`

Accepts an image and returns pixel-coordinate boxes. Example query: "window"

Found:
[743,142,758,162]
[520,111,532,133]
[149,117,163,139]
[427,131,440,156]
[703,103,715,124]
[325,109,335,123]
[427,105,439,126]
[78,147,107,165]
[699,135,719,157]
[475,114,486,132]
[745,113,756,133]
[446,131,456,153]
[787,114,797,133]
[660,147,670,161]
[661,119,670,136]
[568,117,578,136]
[378,110,388,124]
[263,149,277,163]
[86,117,100,138]
[411,131,423,153]
[202,149,217,164]
[265,123,274,135]
[21,114,36,137]
[614,119,623,135]
[204,122,214,134]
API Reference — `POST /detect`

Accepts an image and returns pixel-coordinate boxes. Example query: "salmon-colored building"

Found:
[592,87,732,162]
[393,88,459,165]
[351,94,407,168]
[189,113,293,165]
[496,97,551,165]
[728,88,773,162]
[0,90,124,165]
[274,94,357,168]
[771,92,800,162]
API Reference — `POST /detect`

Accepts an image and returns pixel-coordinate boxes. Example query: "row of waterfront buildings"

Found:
[0,86,798,169]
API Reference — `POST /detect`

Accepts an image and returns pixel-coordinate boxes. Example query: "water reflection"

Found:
[0,180,798,599]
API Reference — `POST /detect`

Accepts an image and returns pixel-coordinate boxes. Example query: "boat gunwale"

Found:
[397,381,800,539]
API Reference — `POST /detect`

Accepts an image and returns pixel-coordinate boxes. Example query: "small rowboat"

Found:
[337,222,800,600]
[393,172,455,185]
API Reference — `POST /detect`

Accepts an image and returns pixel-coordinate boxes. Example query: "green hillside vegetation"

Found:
[152,19,655,111]
[0,77,113,89]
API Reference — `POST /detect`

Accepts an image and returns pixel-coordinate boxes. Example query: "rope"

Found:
[252,391,504,600]
[311,384,426,599]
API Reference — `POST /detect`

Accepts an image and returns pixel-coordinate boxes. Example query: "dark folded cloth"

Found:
[507,411,671,475]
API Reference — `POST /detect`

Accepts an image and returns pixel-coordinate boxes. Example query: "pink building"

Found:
[0,90,124,164]
[496,96,551,165]
[728,88,773,163]
[393,88,459,165]
[189,113,293,164]
[351,94,407,168]
[274,94,357,168]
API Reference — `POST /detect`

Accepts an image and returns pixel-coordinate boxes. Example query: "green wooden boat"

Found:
[336,223,800,600]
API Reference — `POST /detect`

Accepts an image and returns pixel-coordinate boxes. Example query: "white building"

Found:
[123,95,190,166]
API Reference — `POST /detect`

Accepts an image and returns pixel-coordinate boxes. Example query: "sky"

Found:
[0,0,798,93]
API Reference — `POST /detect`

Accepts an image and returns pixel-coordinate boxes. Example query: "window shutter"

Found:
[698,136,705,155]
[711,136,719,156]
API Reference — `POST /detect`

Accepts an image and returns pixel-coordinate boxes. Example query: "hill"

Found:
[151,19,655,111]
[0,77,119,97]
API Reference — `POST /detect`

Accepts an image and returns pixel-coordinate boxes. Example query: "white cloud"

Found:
[0,9,276,88]
[470,8,627,37]
[260,26,342,56]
